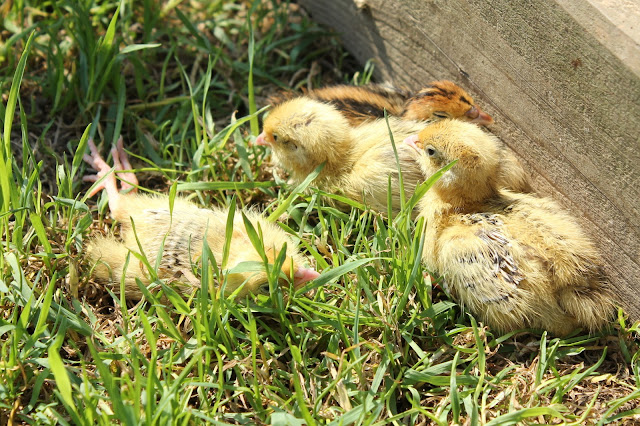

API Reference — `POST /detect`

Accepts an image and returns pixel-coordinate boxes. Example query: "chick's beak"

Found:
[293,267,320,287]
[465,106,493,126]
[255,132,270,146]
[403,134,423,151]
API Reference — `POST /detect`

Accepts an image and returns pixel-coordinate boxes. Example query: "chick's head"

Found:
[403,80,493,126]
[257,98,353,178]
[404,120,501,204]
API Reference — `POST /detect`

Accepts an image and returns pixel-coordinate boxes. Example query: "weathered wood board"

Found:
[300,0,640,321]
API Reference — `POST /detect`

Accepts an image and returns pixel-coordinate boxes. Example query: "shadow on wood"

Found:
[299,0,640,321]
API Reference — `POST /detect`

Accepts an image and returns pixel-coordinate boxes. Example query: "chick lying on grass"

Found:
[257,97,427,216]
[405,120,614,335]
[83,137,319,300]
[399,81,530,193]
[271,80,494,126]
[402,80,494,125]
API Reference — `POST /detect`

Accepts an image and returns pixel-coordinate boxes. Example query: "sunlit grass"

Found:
[0,0,639,424]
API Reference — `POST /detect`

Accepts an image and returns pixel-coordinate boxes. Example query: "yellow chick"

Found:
[257,97,428,215]
[83,138,319,300]
[405,120,613,335]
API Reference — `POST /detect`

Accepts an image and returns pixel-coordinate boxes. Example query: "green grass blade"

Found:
[450,351,460,424]
[221,196,237,270]
[1,31,35,213]
[29,213,53,269]
[119,43,161,54]
[402,159,458,216]
[288,339,317,426]
[177,181,276,191]
[247,16,258,136]
[485,406,565,425]
[48,332,81,422]
[267,162,324,222]
[297,257,376,294]
[3,31,35,154]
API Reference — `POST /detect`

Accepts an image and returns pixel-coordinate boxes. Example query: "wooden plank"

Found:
[300,0,640,320]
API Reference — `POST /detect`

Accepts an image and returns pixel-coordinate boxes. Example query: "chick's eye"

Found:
[272,133,279,143]
[426,145,437,157]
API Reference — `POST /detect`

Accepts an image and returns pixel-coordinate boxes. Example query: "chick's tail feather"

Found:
[556,284,615,333]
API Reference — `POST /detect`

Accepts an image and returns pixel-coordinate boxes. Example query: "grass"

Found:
[1,0,639,424]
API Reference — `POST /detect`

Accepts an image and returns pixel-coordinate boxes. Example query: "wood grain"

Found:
[299,0,640,320]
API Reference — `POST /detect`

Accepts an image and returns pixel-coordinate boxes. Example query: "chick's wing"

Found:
[438,214,526,310]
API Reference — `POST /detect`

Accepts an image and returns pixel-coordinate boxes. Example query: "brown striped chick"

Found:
[405,120,613,335]
[268,83,408,124]
[83,138,319,300]
[256,97,427,216]
[401,80,493,125]
[270,80,493,127]
[303,84,409,125]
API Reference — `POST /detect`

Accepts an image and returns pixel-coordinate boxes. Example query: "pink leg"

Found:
[83,137,137,216]
[111,136,138,192]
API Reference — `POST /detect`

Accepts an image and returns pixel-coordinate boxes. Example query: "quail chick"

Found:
[83,138,319,300]
[257,97,428,215]
[405,120,613,335]
[303,83,410,125]
[401,80,493,125]
[268,83,408,124]
[272,80,493,126]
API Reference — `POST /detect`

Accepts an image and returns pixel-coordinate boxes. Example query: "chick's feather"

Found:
[88,194,307,299]
[83,138,317,300]
[410,120,614,335]
[260,97,431,215]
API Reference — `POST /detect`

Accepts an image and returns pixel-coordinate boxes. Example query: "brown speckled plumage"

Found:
[271,80,494,126]
[407,120,614,335]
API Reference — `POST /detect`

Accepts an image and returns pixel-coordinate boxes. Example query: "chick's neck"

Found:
[309,142,357,183]
[426,180,497,216]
